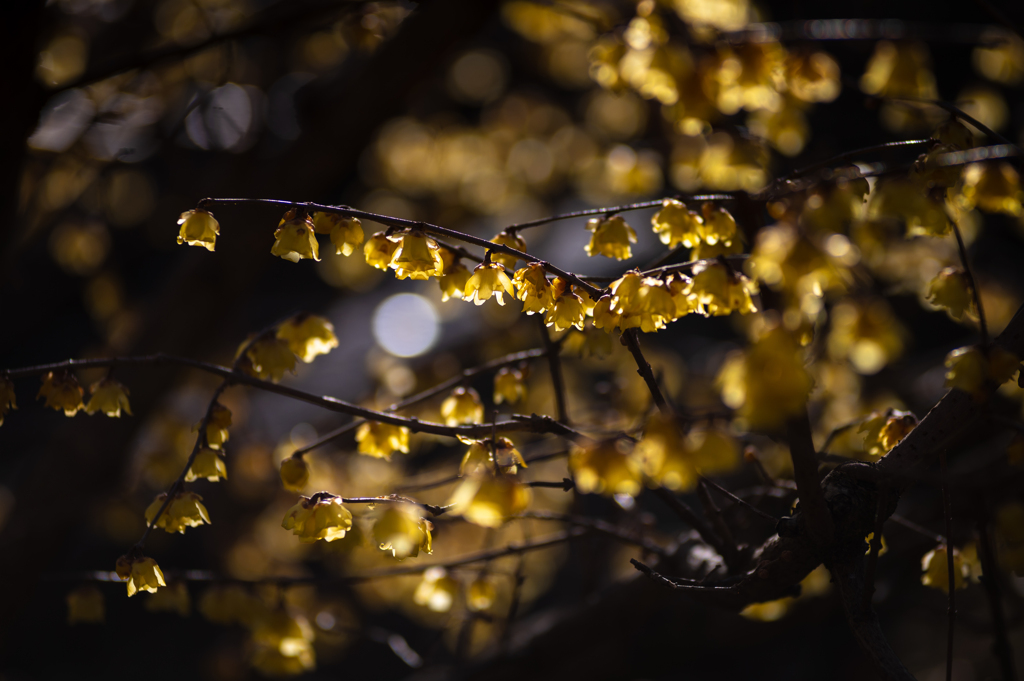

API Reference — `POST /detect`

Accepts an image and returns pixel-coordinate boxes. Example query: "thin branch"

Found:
[890,514,946,544]
[537,318,569,423]
[526,479,575,491]
[696,480,744,568]
[698,476,779,522]
[786,412,835,546]
[949,215,989,345]
[629,559,738,593]
[292,347,547,456]
[940,450,956,681]
[621,329,673,416]
[976,515,1018,681]
[650,487,738,570]
[500,195,735,232]
[778,138,931,184]
[639,254,750,280]
[397,449,569,493]
[339,495,452,517]
[517,510,669,557]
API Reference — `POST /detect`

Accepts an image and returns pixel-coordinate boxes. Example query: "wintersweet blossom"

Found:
[271,211,320,262]
[355,421,410,459]
[585,215,637,260]
[276,314,338,363]
[464,262,514,306]
[145,491,211,534]
[364,231,399,270]
[176,209,219,251]
[391,230,444,280]
[440,386,484,426]
[313,213,364,256]
[279,456,309,491]
[84,378,131,417]
[116,555,166,597]
[185,448,227,482]
[38,371,83,416]
[651,198,702,248]
[282,494,353,543]
[374,505,433,559]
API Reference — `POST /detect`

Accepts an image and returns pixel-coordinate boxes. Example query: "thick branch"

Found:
[786,412,835,546]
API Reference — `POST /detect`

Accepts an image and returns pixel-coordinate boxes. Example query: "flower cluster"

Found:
[570,440,642,498]
[634,413,740,492]
[238,313,339,383]
[281,494,353,543]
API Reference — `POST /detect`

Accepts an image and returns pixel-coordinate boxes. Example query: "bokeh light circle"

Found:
[372,293,440,357]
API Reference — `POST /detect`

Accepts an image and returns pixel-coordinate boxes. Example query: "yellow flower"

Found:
[271,211,320,263]
[67,585,104,624]
[448,472,533,528]
[276,314,338,363]
[355,421,410,459]
[242,337,297,383]
[250,612,316,675]
[944,346,987,397]
[592,295,622,331]
[117,555,167,597]
[37,371,83,416]
[200,403,232,449]
[176,209,219,251]
[185,448,227,482]
[459,436,526,476]
[585,215,637,260]
[827,299,904,375]
[464,262,514,306]
[921,546,968,594]
[145,491,211,534]
[562,326,615,358]
[634,413,697,492]
[313,213,364,256]
[1,377,17,426]
[282,494,353,543]
[570,441,642,498]
[391,230,444,280]
[687,427,741,476]
[374,505,433,559]
[439,261,472,302]
[868,177,950,237]
[467,578,497,613]
[785,50,841,103]
[651,199,702,248]
[512,262,553,315]
[413,567,459,612]
[668,275,699,318]
[493,367,525,405]
[961,162,1023,216]
[84,378,131,417]
[860,41,937,99]
[926,268,974,321]
[699,203,738,246]
[545,278,586,332]
[860,409,918,456]
[364,231,400,270]
[143,581,191,616]
[440,386,484,426]
[490,231,528,269]
[690,261,757,316]
[279,456,309,491]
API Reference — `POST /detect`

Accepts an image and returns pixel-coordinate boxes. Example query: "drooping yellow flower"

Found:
[545,278,586,332]
[668,275,699,318]
[116,555,167,597]
[699,203,738,246]
[276,314,339,363]
[868,177,950,237]
[717,321,813,431]
[570,441,643,498]
[651,198,702,248]
[489,231,528,269]
[493,367,525,405]
[459,436,527,476]
[0,377,15,426]
[860,409,918,456]
[250,612,316,676]
[448,472,533,528]
[592,295,622,331]
[785,50,841,103]
[690,261,757,316]
[464,262,514,306]
[279,456,309,491]
[38,371,83,416]
[84,378,131,417]
[585,215,637,260]
[364,231,400,270]
[185,448,227,482]
[827,299,904,375]
[176,208,219,251]
[921,545,968,594]
[961,162,1023,216]
[355,420,410,460]
[374,505,433,559]
[143,580,191,616]
[242,336,297,383]
[271,211,320,263]
[438,261,472,302]
[201,403,232,449]
[391,230,444,280]
[926,268,975,321]
[282,494,353,543]
[145,491,211,534]
[413,567,459,612]
[67,585,105,624]
[314,213,364,256]
[440,386,484,426]
[944,345,1019,399]
[467,578,497,613]
[512,262,554,315]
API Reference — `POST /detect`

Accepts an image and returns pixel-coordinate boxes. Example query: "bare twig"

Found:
[787,413,835,546]
[940,451,956,681]
[621,329,673,416]
[949,215,989,345]
[501,195,734,232]
[698,476,779,522]
[537,318,569,423]
[975,515,1018,681]
[517,510,669,557]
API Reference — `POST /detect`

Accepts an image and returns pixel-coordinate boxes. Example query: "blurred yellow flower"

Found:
[961,162,1023,216]
[439,261,472,302]
[413,567,459,612]
[143,581,191,616]
[973,34,1024,85]
[201,403,232,450]
[282,494,353,543]
[441,386,484,426]
[271,211,320,263]
[356,420,410,459]
[84,378,131,417]
[785,50,840,103]
[448,472,533,528]
[944,345,1019,399]
[374,505,433,559]
[38,371,83,416]
[545,278,586,331]
[185,448,227,482]
[250,612,316,675]
[67,585,104,624]
[586,215,637,260]
[921,545,968,594]
[467,577,497,612]
[242,337,297,383]
[279,455,309,492]
[827,299,904,375]
[493,366,526,405]
[176,208,219,251]
[634,412,697,492]
[926,268,975,321]
[860,41,937,99]
[465,262,514,306]
[145,491,211,534]
[570,441,642,498]
[276,314,339,363]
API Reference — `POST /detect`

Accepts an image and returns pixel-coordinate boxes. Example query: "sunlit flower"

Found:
[38,371,83,416]
[459,436,527,476]
[921,545,968,593]
[276,314,339,363]
[145,491,211,534]
[493,367,526,405]
[241,336,297,382]
[271,210,320,263]
[448,472,533,528]
[355,420,410,459]
[440,386,484,426]
[961,162,1023,216]
[176,209,219,251]
[860,409,918,456]
[545,278,586,331]
[279,456,309,491]
[391,230,444,280]
[490,231,528,269]
[313,213,364,256]
[185,448,227,482]
[512,262,554,315]
[84,378,131,417]
[413,567,459,612]
[785,50,841,102]
[67,585,104,624]
[464,262,514,306]
[651,199,702,248]
[0,377,16,426]
[699,203,738,246]
[200,403,232,449]
[282,493,353,543]
[592,295,622,331]
[116,555,166,597]
[570,441,642,498]
[585,215,637,260]
[374,505,433,559]
[926,268,975,321]
[691,261,757,316]
[364,231,400,270]
[439,261,472,302]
